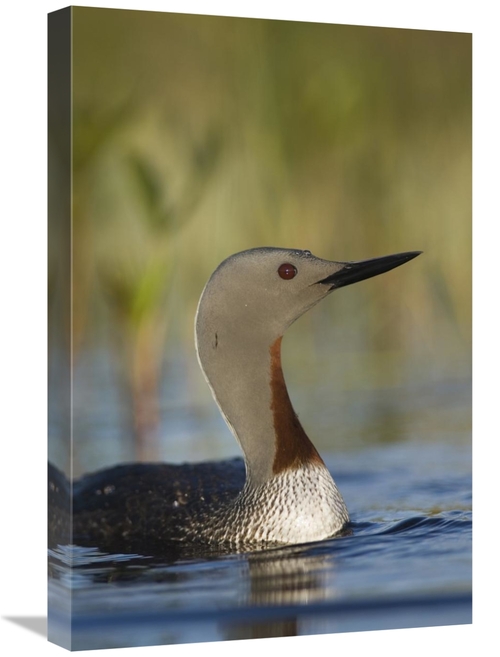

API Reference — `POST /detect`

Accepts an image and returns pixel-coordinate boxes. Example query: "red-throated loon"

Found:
[49,247,421,557]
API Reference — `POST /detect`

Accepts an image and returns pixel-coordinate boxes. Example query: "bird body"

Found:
[49,247,420,556]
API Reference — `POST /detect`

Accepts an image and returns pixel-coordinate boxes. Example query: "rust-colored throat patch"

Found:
[270,337,324,474]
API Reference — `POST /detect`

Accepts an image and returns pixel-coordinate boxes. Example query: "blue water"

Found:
[48,440,471,650]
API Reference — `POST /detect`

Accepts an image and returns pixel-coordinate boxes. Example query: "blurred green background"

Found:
[48,8,471,475]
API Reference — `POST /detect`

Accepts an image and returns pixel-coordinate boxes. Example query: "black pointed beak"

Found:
[317,251,422,289]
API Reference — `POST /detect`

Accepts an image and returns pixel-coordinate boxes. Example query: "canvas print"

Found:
[48,7,472,651]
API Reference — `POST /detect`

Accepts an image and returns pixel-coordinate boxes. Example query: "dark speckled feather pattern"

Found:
[67,459,246,555]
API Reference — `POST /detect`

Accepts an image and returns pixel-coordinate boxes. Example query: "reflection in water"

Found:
[249,547,335,605]
[224,546,339,640]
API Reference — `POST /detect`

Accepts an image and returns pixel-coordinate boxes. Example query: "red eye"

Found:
[278,263,297,280]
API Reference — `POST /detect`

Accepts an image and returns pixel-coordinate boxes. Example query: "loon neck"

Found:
[196,316,325,488]
[269,336,324,475]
